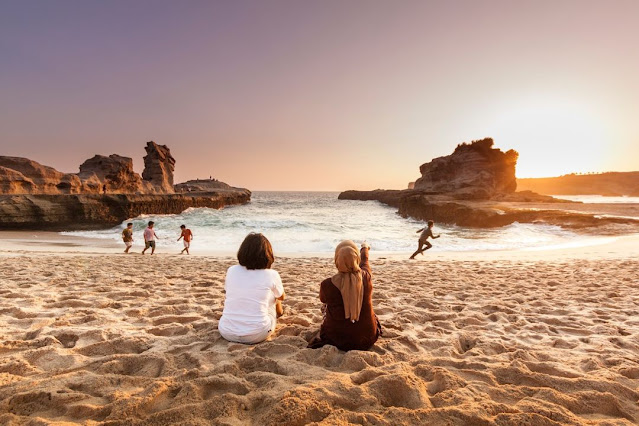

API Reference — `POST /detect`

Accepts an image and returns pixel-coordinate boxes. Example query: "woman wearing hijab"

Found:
[307,241,382,351]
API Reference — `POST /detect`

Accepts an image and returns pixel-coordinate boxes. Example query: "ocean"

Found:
[61,192,620,255]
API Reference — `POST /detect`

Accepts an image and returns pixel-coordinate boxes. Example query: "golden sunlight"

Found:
[491,96,610,178]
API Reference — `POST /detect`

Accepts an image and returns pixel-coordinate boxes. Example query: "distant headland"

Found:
[518,172,639,197]
[0,142,251,230]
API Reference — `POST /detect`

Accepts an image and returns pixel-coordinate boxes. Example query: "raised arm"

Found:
[360,246,371,275]
[416,228,424,233]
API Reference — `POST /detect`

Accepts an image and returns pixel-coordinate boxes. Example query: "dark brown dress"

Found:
[308,248,382,351]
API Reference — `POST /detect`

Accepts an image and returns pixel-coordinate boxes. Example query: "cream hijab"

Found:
[331,240,364,322]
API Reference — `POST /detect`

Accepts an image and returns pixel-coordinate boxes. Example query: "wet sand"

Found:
[0,245,638,424]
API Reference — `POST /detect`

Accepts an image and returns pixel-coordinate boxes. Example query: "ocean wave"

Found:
[61,192,612,253]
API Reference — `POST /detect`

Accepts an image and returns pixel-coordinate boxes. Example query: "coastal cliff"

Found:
[339,139,639,232]
[0,190,251,230]
[0,142,177,195]
[0,142,251,229]
[517,172,639,196]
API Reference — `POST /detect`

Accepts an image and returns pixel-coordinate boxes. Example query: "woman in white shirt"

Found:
[218,233,285,344]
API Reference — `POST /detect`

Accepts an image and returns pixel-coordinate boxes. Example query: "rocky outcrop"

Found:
[0,142,178,195]
[339,189,639,232]
[0,142,252,229]
[338,138,638,232]
[79,154,148,194]
[338,189,410,208]
[414,138,518,200]
[174,179,233,193]
[142,142,175,193]
[0,157,82,194]
[0,189,251,230]
[518,172,639,196]
[0,166,36,194]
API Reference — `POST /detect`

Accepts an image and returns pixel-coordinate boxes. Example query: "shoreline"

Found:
[1,230,638,261]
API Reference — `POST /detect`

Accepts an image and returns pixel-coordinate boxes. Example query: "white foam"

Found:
[61,192,611,253]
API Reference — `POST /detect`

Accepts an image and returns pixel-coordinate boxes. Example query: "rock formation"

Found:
[414,138,518,200]
[174,179,233,193]
[0,157,82,194]
[339,189,638,232]
[0,142,251,229]
[79,154,147,194]
[0,142,177,195]
[142,142,175,193]
[338,138,639,232]
[0,191,251,230]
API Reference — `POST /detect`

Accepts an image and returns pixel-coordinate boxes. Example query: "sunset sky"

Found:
[1,0,638,190]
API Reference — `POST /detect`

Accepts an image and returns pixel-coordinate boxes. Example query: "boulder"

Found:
[414,138,518,198]
[142,141,175,193]
[78,154,147,194]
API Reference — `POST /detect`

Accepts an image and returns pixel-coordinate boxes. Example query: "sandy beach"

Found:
[1,242,638,425]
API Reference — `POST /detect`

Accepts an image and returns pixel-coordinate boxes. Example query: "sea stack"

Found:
[414,138,519,200]
[142,141,176,193]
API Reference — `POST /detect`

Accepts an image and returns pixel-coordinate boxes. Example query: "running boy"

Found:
[409,220,440,259]
[178,224,193,255]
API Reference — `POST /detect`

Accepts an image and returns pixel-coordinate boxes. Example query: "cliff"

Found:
[414,138,518,199]
[0,142,251,229]
[517,172,639,196]
[0,190,251,230]
[0,141,176,195]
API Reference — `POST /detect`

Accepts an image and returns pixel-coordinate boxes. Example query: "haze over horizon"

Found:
[1,0,638,191]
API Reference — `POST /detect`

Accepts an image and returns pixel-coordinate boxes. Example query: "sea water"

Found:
[62,192,615,254]
[551,195,639,204]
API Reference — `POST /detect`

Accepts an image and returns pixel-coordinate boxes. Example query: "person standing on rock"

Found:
[178,224,193,255]
[122,223,134,254]
[142,221,158,255]
[409,220,440,259]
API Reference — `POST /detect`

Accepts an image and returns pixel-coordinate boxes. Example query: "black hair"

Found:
[180,224,186,229]
[237,233,274,270]
[127,223,133,227]
[148,221,154,226]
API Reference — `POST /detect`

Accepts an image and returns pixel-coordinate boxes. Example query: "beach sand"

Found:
[0,246,638,425]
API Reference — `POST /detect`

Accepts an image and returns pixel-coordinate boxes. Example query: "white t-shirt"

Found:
[218,265,284,336]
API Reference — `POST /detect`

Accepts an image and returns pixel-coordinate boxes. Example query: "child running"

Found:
[177,224,193,255]
[409,220,440,259]
[122,223,134,254]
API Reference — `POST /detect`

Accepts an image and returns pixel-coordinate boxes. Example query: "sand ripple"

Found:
[0,254,638,424]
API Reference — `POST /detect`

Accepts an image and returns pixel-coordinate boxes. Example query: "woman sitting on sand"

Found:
[308,241,382,351]
[218,233,285,344]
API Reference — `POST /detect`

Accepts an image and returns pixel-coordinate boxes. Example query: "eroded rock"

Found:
[414,138,518,199]
[142,142,175,193]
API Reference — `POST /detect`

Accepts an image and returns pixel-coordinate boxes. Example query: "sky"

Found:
[1,0,638,190]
